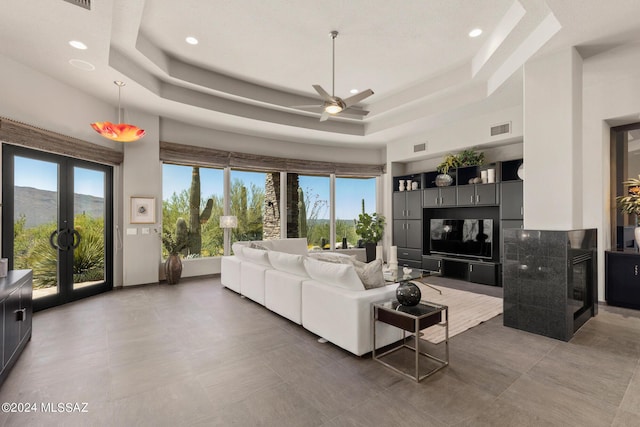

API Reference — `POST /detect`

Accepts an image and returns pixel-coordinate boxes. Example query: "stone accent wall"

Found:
[262,173,300,240]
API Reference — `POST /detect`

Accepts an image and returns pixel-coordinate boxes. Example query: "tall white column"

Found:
[523,48,583,229]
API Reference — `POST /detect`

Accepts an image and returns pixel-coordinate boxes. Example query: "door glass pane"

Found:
[13,156,60,299]
[73,167,106,290]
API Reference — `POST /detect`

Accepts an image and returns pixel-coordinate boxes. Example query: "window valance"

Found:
[0,117,124,165]
[159,141,385,177]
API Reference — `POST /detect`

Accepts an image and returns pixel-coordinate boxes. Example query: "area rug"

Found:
[415,283,503,344]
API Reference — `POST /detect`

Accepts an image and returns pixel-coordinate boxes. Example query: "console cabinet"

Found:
[605,251,640,309]
[1,270,33,386]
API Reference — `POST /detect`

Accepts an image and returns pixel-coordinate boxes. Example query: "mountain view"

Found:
[14,186,105,228]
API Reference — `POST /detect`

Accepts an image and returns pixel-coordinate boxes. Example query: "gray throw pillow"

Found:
[349,258,386,290]
[249,242,269,251]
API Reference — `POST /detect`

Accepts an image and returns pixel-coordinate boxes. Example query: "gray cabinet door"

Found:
[439,187,457,206]
[457,186,475,206]
[422,188,440,207]
[393,192,406,218]
[405,191,422,219]
[405,220,422,249]
[476,184,497,205]
[501,181,523,219]
[393,220,407,247]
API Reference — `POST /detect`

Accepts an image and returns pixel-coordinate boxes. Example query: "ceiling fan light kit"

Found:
[294,31,374,121]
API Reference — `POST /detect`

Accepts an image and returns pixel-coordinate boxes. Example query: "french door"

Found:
[2,145,113,311]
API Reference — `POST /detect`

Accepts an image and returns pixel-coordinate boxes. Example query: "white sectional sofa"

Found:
[220,238,403,356]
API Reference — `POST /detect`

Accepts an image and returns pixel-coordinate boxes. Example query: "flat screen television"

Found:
[430,219,493,259]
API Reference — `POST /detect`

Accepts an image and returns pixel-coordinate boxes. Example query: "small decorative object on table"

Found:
[616,175,640,247]
[396,281,421,306]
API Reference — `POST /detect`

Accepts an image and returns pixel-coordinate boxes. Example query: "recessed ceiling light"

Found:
[68,59,95,71]
[69,40,87,50]
[185,36,199,45]
[469,28,483,38]
[350,89,359,94]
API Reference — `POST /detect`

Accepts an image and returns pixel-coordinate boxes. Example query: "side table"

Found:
[372,300,448,382]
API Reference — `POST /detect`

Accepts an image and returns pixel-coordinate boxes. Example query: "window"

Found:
[336,176,376,248]
[291,174,330,249]
[162,164,224,257]
[230,169,280,244]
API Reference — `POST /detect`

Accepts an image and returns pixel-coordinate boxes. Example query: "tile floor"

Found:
[0,276,639,426]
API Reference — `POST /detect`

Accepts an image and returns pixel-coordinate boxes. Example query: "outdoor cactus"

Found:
[297,187,307,238]
[175,218,189,256]
[174,167,213,256]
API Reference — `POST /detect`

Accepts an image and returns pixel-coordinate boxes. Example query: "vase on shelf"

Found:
[398,180,406,191]
[411,181,419,190]
[435,174,453,187]
[517,163,524,180]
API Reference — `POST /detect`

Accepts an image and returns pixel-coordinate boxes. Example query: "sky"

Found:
[14,156,105,197]
[12,158,376,220]
[162,165,376,220]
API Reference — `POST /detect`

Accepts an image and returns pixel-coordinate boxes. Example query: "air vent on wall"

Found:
[490,122,511,136]
[63,0,91,10]
[414,143,426,152]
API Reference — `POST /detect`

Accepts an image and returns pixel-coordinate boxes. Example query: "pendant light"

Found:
[91,81,145,142]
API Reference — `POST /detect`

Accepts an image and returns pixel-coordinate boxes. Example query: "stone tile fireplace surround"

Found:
[503,229,598,341]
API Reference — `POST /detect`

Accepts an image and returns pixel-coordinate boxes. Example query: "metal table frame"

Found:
[372,300,449,382]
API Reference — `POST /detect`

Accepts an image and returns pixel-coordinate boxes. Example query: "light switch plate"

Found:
[126,228,137,235]
[142,228,150,235]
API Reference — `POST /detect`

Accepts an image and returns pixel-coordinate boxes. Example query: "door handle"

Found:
[70,229,82,250]
[15,308,26,322]
[49,228,65,250]
[476,195,480,203]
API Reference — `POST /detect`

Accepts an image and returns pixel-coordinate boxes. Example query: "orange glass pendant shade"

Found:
[90,121,146,142]
[91,81,145,142]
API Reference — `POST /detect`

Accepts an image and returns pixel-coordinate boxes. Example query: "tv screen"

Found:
[430,219,493,259]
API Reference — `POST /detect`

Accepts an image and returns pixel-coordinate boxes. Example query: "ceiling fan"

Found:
[293,31,374,121]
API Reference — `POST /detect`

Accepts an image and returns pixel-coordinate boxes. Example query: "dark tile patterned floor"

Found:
[0,276,638,426]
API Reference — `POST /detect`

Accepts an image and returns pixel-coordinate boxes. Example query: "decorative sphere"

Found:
[396,282,421,306]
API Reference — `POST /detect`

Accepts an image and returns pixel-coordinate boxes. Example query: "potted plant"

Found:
[162,228,188,285]
[616,175,640,246]
[435,149,485,186]
[355,212,385,262]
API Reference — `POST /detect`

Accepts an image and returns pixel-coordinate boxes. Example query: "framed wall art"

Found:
[130,197,156,224]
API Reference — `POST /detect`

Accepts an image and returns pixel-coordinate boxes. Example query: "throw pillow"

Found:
[303,258,364,291]
[242,246,272,267]
[348,258,386,290]
[249,241,270,251]
[267,251,307,277]
[308,252,356,264]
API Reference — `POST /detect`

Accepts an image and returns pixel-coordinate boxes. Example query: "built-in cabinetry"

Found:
[605,251,640,309]
[392,189,423,268]
[392,159,524,287]
[1,270,33,386]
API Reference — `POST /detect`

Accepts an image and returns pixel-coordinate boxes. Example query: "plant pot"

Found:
[365,242,377,262]
[635,227,640,249]
[165,254,183,285]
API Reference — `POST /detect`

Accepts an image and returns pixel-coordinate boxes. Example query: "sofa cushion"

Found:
[267,251,308,277]
[242,246,272,267]
[232,242,247,260]
[349,259,385,290]
[303,258,364,291]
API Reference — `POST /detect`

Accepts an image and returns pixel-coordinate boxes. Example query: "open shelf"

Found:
[500,159,523,182]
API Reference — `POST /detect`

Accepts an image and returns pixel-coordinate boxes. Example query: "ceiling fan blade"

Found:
[290,104,323,110]
[340,108,370,118]
[313,85,334,102]
[319,111,330,122]
[343,89,374,107]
